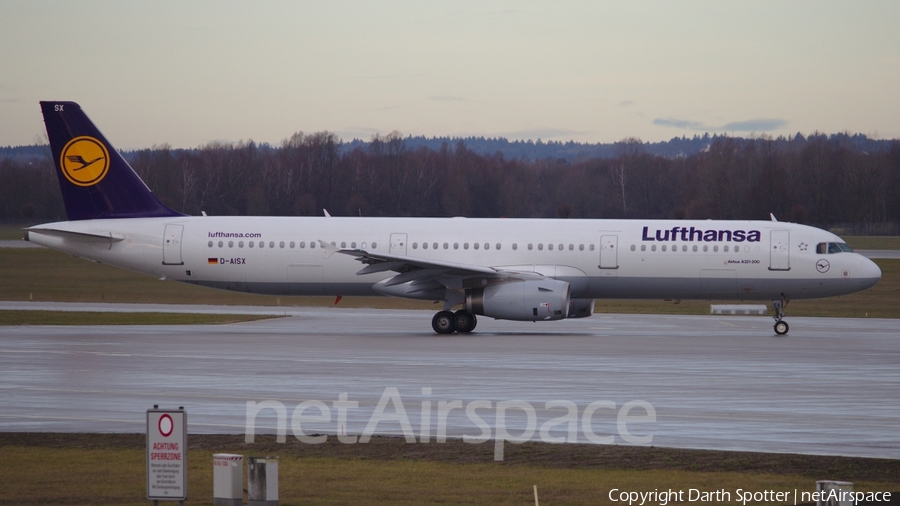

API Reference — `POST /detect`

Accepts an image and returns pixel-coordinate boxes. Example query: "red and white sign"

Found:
[147,408,187,501]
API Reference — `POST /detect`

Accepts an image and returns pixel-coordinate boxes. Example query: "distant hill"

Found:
[2,132,896,164]
[340,132,896,161]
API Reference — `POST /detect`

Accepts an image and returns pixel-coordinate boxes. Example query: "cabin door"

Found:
[390,233,408,256]
[162,224,184,265]
[769,230,790,271]
[599,235,619,269]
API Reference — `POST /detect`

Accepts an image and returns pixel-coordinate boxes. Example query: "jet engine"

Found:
[466,279,570,321]
[567,298,595,318]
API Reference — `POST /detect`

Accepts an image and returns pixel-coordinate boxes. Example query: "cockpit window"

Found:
[820,242,853,254]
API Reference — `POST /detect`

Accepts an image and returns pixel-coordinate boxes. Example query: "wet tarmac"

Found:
[0,307,897,458]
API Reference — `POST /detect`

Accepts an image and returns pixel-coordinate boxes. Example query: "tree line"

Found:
[2,132,899,232]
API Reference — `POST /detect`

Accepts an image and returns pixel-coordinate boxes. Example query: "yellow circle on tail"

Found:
[60,136,110,187]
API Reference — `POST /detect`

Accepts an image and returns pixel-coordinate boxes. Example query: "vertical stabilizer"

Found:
[40,101,184,220]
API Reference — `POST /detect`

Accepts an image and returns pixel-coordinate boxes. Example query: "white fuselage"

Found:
[27,216,882,302]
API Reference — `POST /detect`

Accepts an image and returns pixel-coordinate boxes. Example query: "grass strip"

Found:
[842,236,900,250]
[0,310,276,325]
[1,433,897,506]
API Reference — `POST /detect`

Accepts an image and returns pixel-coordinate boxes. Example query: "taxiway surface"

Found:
[1,308,897,458]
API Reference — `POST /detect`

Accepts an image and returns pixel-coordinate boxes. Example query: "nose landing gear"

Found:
[772,297,789,335]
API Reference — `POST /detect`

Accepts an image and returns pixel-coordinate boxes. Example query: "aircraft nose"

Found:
[857,255,882,289]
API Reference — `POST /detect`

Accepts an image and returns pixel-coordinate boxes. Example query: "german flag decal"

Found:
[208,258,218,265]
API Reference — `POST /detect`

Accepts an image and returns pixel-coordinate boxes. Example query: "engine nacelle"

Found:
[467,279,570,321]
[567,298,594,318]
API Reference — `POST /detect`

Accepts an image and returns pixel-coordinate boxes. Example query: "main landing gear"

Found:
[772,297,789,335]
[431,309,477,334]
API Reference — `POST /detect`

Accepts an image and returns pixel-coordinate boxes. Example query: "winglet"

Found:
[40,101,184,221]
[769,213,778,222]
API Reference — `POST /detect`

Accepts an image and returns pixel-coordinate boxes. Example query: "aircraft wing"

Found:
[338,248,497,276]
[335,247,545,283]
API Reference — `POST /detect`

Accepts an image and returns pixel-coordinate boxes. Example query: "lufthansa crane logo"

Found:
[60,136,110,187]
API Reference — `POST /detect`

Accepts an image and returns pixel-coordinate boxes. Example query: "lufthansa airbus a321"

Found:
[25,102,882,334]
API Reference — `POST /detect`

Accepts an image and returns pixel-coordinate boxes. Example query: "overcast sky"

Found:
[1,1,898,149]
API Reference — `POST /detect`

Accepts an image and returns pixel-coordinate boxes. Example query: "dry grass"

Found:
[841,236,900,250]
[2,433,898,506]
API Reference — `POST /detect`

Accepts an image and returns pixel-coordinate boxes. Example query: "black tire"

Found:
[454,310,477,333]
[432,311,457,334]
[774,320,789,336]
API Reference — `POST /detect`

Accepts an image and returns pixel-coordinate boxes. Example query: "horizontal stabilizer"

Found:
[25,228,125,243]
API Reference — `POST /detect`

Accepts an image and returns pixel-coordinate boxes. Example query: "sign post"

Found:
[147,406,187,504]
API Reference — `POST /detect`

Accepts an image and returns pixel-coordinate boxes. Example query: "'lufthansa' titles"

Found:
[642,226,761,242]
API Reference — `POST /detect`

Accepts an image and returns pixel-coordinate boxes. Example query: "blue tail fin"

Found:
[40,101,184,220]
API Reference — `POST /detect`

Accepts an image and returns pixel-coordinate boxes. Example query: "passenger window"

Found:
[724,245,729,252]
[651,245,656,252]
[340,242,346,248]
[713,245,718,252]
[371,242,377,249]
[483,243,489,250]
[630,244,635,251]
[661,245,666,252]
[218,241,223,248]
[249,241,254,248]
[208,241,213,248]
[434,243,439,250]
[579,244,584,251]
[279,241,285,248]
[569,244,574,251]
[682,245,687,252]
[239,241,244,248]
[473,243,479,250]
[270,241,276,248]
[538,244,543,251]
[443,243,448,249]
[589,244,595,251]
[454,243,459,250]
[423,242,428,250]
[412,242,418,249]
[692,245,697,252]
[548,244,553,251]
[351,242,357,248]
[512,243,518,250]
[290,241,295,248]
[464,243,469,250]
[495,243,501,250]
[703,245,708,252]
[228,241,234,248]
[528,244,533,250]
[300,241,306,248]
[641,244,646,252]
